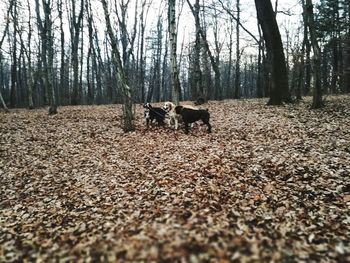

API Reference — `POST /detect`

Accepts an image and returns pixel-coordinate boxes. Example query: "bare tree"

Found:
[16,0,34,109]
[69,0,84,105]
[254,0,291,105]
[9,0,18,107]
[168,0,181,105]
[0,0,15,112]
[345,4,350,93]
[35,0,57,114]
[234,0,241,99]
[101,0,134,132]
[186,0,204,101]
[137,0,151,102]
[304,0,323,108]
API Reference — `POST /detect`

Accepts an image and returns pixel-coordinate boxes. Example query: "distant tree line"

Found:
[0,0,349,116]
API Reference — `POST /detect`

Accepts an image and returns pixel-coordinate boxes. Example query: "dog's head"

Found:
[163,102,175,113]
[143,103,152,109]
[175,106,184,114]
[143,103,152,119]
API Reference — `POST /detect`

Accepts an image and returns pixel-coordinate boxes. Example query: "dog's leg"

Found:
[184,122,189,134]
[174,118,178,130]
[207,122,212,133]
[168,117,172,128]
[202,118,212,133]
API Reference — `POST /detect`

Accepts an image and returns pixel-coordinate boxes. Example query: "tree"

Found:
[198,4,222,101]
[168,0,181,105]
[304,0,323,108]
[345,1,350,92]
[254,0,292,105]
[69,0,84,105]
[17,0,35,109]
[186,0,204,102]
[0,0,14,112]
[9,0,18,107]
[234,0,241,99]
[218,0,261,98]
[101,0,134,132]
[35,0,57,114]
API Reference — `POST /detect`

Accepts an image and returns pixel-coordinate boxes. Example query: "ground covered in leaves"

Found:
[1,96,350,262]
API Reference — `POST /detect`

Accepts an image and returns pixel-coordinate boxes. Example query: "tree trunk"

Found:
[0,88,9,112]
[70,0,84,105]
[101,0,134,132]
[58,0,66,105]
[200,29,221,101]
[234,0,241,99]
[345,2,350,93]
[345,31,350,93]
[10,0,18,107]
[168,0,181,105]
[86,0,94,104]
[305,0,323,108]
[254,0,291,105]
[186,0,204,102]
[301,0,312,96]
[35,0,57,114]
[44,1,57,114]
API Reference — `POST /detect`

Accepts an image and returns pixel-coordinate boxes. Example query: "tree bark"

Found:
[168,0,181,105]
[234,0,241,99]
[10,0,18,107]
[101,0,134,132]
[304,0,323,108]
[0,87,9,112]
[35,0,57,114]
[254,0,291,105]
[186,0,204,102]
[70,0,84,105]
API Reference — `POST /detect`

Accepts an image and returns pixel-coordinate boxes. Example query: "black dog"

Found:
[143,103,167,127]
[175,106,212,134]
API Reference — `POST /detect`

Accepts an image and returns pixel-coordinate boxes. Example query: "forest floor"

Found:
[1,95,350,262]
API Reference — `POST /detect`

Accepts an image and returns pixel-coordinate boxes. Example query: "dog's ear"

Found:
[143,103,152,109]
[175,106,183,114]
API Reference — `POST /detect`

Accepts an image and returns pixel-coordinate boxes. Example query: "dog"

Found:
[194,97,205,105]
[163,102,198,130]
[143,103,167,127]
[175,106,212,134]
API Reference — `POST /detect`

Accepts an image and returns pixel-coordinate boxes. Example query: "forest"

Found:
[1,0,350,262]
[0,0,348,115]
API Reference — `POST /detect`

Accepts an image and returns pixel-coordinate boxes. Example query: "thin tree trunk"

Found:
[35,0,57,114]
[44,1,57,114]
[305,0,323,108]
[101,0,134,132]
[168,0,181,105]
[301,0,312,96]
[186,0,204,102]
[345,2,350,93]
[234,0,241,99]
[0,87,9,112]
[70,0,84,105]
[10,0,18,107]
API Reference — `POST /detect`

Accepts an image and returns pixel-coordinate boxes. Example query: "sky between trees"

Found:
[0,0,304,60]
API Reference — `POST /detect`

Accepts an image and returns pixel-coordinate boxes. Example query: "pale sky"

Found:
[0,0,304,62]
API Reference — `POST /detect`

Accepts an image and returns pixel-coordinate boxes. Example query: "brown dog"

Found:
[163,102,198,130]
[163,101,198,130]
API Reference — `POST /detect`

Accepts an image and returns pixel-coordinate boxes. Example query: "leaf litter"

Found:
[1,96,350,262]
